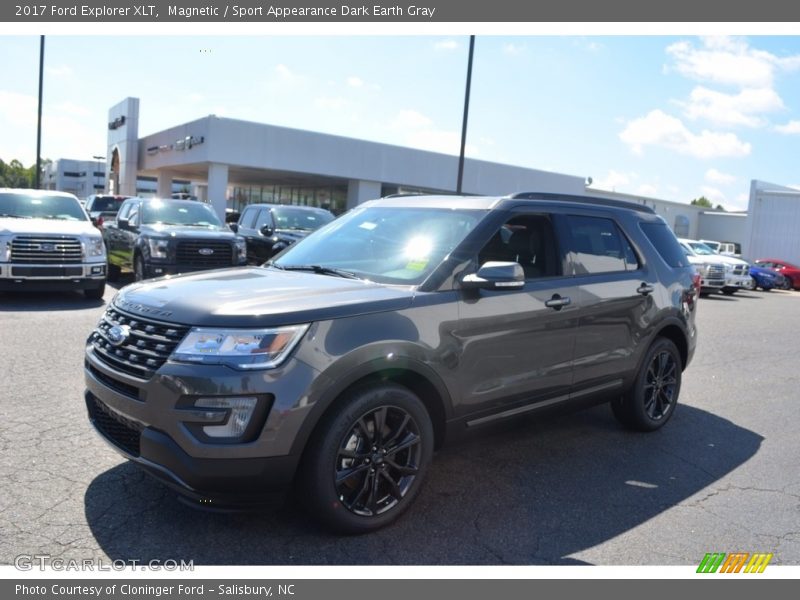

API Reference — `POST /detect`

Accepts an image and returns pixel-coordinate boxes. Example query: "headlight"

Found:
[235,238,246,261]
[84,236,105,257]
[147,238,169,259]
[0,236,10,262]
[697,263,710,276]
[171,324,309,369]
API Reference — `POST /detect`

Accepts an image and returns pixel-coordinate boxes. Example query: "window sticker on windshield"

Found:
[405,259,428,271]
[31,199,42,204]
[178,208,188,213]
[359,221,377,230]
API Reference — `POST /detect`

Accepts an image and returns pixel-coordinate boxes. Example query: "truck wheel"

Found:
[299,382,434,534]
[84,282,105,300]
[721,287,737,295]
[134,256,146,282]
[612,337,681,432]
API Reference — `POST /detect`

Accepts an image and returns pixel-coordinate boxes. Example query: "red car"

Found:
[754,259,800,290]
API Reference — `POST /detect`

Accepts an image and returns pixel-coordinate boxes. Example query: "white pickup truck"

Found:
[679,238,752,295]
[0,189,107,299]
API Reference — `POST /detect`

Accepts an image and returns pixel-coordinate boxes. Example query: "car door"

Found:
[564,212,657,396]
[120,200,142,270]
[252,208,276,263]
[106,200,132,267]
[237,206,259,264]
[453,210,579,424]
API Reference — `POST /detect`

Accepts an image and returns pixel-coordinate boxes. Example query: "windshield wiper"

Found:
[0,213,30,218]
[275,264,361,279]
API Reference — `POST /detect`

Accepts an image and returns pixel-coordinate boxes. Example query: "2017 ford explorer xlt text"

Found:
[84,193,697,533]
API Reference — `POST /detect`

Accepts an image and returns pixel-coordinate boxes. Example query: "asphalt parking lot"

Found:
[1,283,798,566]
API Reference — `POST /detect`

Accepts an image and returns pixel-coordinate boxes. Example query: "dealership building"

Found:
[45,96,793,261]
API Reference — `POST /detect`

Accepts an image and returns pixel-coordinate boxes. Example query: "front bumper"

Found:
[84,344,319,504]
[0,262,105,290]
[724,273,753,290]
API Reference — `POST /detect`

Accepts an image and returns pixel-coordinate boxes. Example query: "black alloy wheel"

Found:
[299,382,433,534]
[612,337,682,432]
[335,405,422,517]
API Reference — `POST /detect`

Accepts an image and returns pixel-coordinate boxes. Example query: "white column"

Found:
[207,163,229,221]
[157,170,173,198]
[346,179,382,210]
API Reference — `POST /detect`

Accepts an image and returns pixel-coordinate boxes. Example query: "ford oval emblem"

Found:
[198,248,214,256]
[40,243,56,251]
[107,324,131,347]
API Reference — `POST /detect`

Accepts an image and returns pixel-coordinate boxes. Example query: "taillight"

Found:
[692,272,702,297]
[96,215,104,228]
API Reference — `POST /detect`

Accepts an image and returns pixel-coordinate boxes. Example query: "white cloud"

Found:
[666,36,800,88]
[775,120,800,134]
[637,184,658,196]
[346,76,363,88]
[705,168,736,185]
[391,109,433,130]
[700,185,726,204]
[619,110,751,159]
[314,96,347,111]
[54,102,91,117]
[590,170,632,191]
[679,86,784,127]
[434,40,459,51]
[502,43,524,56]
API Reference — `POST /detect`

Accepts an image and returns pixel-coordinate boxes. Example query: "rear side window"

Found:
[567,215,639,274]
[239,206,258,228]
[640,222,688,268]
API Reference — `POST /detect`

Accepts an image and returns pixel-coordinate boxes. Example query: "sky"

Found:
[1,34,800,210]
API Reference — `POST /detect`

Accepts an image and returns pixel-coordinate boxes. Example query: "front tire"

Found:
[721,287,737,296]
[84,282,105,300]
[299,383,434,534]
[612,337,682,432]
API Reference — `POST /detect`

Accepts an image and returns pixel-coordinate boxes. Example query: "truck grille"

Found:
[87,393,143,456]
[176,241,233,269]
[11,236,83,264]
[89,306,189,380]
[732,264,748,276]
[707,265,725,279]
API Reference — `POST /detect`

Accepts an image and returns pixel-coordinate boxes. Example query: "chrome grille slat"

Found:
[11,235,83,264]
[90,306,189,379]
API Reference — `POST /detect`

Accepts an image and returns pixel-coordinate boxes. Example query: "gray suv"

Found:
[84,193,698,533]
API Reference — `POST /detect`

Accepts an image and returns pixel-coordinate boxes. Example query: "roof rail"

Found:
[508,191,656,214]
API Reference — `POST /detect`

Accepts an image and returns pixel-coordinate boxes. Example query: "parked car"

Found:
[680,239,752,295]
[103,197,247,281]
[84,194,132,229]
[753,258,800,290]
[749,264,784,291]
[0,188,106,299]
[232,203,335,264]
[85,192,697,533]
[678,242,725,296]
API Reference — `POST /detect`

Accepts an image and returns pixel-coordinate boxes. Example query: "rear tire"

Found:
[612,337,682,432]
[299,382,434,534]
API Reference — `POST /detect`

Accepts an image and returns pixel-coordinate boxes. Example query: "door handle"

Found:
[637,283,655,296]
[545,294,571,310]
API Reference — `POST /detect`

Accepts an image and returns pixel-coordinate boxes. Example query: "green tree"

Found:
[0,158,43,189]
[690,196,713,208]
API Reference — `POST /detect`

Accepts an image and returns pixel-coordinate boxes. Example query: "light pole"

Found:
[456,35,475,194]
[35,35,45,189]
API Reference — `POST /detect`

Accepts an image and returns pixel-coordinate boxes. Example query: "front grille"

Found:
[707,265,725,279]
[86,362,141,400]
[11,236,82,264]
[733,264,748,276]
[175,241,233,269]
[89,306,189,380]
[87,394,143,456]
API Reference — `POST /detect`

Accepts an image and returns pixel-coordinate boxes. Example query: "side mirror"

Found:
[117,217,129,229]
[229,223,239,233]
[260,224,274,237]
[461,261,525,291]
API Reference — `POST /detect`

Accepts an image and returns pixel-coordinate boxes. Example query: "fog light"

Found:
[194,396,257,439]
[154,267,163,274]
[91,265,105,275]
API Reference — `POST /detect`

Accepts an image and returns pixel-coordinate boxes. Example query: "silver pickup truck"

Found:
[0,189,107,299]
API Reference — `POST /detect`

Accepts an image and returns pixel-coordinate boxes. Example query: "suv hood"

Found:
[0,217,98,237]
[115,267,416,327]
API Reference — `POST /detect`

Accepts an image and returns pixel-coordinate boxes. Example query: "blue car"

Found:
[750,264,785,291]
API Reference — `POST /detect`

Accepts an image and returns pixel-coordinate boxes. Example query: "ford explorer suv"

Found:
[85,193,698,533]
[0,189,106,299]
[231,204,335,264]
[103,197,247,281]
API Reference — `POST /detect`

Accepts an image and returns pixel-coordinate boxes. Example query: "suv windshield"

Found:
[89,196,127,212]
[688,242,717,256]
[142,200,222,227]
[0,193,87,221]
[273,205,485,284]
[272,207,334,231]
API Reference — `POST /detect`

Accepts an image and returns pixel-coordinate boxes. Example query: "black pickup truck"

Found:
[103,197,246,281]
